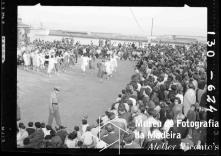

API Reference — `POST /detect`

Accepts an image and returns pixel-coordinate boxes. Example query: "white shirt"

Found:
[42,128,51,137]
[101,115,109,125]
[136,83,142,92]
[17,129,28,147]
[96,139,107,148]
[81,131,95,146]
[91,127,99,137]
[124,103,130,112]
[65,138,78,148]
[82,124,89,134]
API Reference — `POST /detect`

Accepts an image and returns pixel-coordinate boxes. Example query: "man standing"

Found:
[48,87,62,127]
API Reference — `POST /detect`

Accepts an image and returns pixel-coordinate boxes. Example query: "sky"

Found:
[18,6,207,37]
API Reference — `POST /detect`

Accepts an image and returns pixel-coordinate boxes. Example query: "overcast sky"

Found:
[18,6,207,37]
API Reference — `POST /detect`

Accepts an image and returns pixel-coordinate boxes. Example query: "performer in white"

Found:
[35,51,41,72]
[112,52,119,72]
[104,58,112,79]
[81,55,90,73]
[47,51,56,77]
[39,51,45,71]
[23,51,31,70]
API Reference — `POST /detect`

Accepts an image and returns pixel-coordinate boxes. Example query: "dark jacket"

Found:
[26,127,35,136]
[28,129,44,148]
[56,129,68,144]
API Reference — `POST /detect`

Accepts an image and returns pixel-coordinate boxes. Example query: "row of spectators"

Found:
[17,41,207,149]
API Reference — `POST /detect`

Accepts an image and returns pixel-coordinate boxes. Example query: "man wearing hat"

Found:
[48,87,62,127]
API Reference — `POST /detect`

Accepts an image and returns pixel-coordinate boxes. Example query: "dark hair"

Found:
[45,135,52,140]
[68,131,77,140]
[82,119,87,125]
[96,118,103,126]
[170,95,176,103]
[28,122,33,127]
[35,122,41,129]
[166,111,174,120]
[105,123,114,132]
[77,141,83,147]
[122,89,126,94]
[190,104,196,109]
[46,125,52,130]
[18,122,25,129]
[74,126,80,132]
[174,97,181,104]
[108,112,115,120]
[139,105,146,114]
[41,122,46,128]
[23,137,30,145]
[198,80,206,90]
[86,126,92,131]
[50,130,56,137]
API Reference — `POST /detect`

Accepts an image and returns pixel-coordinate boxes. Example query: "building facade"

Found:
[17,18,31,46]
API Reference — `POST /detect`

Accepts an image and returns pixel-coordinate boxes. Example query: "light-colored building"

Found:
[17,18,31,46]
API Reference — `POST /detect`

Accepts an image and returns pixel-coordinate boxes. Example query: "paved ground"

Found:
[17,59,136,132]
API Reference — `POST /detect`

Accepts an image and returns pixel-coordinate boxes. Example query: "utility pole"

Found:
[151,18,154,37]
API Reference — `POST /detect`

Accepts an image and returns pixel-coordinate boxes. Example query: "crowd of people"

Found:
[17,39,208,150]
[17,39,142,79]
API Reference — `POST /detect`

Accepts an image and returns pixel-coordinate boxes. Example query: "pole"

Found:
[151,18,154,37]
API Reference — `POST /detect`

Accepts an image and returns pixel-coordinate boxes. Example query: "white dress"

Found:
[105,61,112,75]
[47,57,55,74]
[110,58,115,73]
[81,56,89,72]
[112,55,118,71]
[23,53,30,66]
